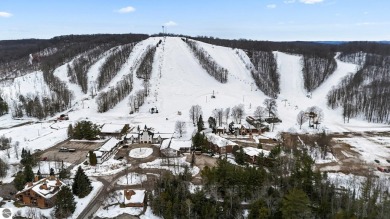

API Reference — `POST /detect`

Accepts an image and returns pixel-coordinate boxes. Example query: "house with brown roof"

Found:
[122,189,146,207]
[205,133,237,154]
[15,176,65,209]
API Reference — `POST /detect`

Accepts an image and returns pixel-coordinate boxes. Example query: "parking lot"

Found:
[40,140,105,164]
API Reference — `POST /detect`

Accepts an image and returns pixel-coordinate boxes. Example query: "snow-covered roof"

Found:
[99,138,120,152]
[170,139,191,151]
[154,133,173,139]
[243,147,270,157]
[206,133,237,147]
[126,133,139,138]
[101,124,127,134]
[122,189,146,204]
[16,177,65,199]
[160,139,171,150]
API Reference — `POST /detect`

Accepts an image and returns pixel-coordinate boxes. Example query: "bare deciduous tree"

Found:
[189,105,202,125]
[254,106,266,121]
[231,104,245,124]
[175,121,186,137]
[297,110,308,129]
[263,98,277,117]
[213,108,223,127]
[224,107,230,124]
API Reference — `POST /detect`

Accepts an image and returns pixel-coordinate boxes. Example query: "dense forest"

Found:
[249,51,280,98]
[185,39,228,83]
[67,46,111,93]
[96,43,135,90]
[150,137,390,219]
[302,54,337,92]
[96,73,134,113]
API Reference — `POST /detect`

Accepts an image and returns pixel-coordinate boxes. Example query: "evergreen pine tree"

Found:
[37,169,42,180]
[24,165,34,183]
[197,115,204,132]
[72,166,92,198]
[13,171,26,190]
[89,151,97,166]
[55,186,76,218]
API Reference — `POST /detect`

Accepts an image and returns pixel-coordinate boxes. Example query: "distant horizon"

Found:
[1,0,389,41]
[1,33,389,43]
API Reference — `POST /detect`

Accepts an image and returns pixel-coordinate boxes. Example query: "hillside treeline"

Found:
[97,43,135,90]
[136,45,157,80]
[96,73,134,113]
[302,55,337,92]
[11,95,60,119]
[327,54,390,123]
[0,34,147,119]
[249,51,280,98]
[185,39,228,83]
[67,47,110,93]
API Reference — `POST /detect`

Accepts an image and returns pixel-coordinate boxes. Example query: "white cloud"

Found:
[284,0,296,3]
[117,6,135,14]
[299,0,324,4]
[164,21,178,27]
[0,12,12,18]
[267,4,277,9]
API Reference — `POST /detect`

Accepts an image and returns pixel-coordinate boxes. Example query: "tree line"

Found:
[136,45,157,80]
[302,54,337,92]
[96,73,134,113]
[327,54,390,123]
[97,43,135,90]
[67,46,111,93]
[249,51,280,98]
[185,39,228,83]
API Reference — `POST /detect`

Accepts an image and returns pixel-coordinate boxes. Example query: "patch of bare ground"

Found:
[281,132,373,176]
[317,141,370,176]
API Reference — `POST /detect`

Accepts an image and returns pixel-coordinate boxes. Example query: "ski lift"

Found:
[211,90,216,99]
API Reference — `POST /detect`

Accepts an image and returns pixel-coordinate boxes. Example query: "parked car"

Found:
[59,147,69,152]
[68,148,76,152]
[116,156,124,160]
[41,157,48,161]
[34,149,42,153]
[375,159,380,164]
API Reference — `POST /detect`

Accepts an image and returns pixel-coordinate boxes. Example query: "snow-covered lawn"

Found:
[335,136,390,164]
[140,157,200,176]
[129,148,153,158]
[1,200,53,219]
[116,173,147,186]
[71,181,103,219]
[71,158,130,177]
[33,161,72,175]
[140,207,161,219]
[95,205,143,218]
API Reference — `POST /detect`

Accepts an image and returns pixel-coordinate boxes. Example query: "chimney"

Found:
[26,182,33,188]
[34,176,39,182]
[40,183,48,190]
[56,179,61,186]
[124,189,135,200]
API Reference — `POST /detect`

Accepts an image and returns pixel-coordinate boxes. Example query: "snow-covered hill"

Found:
[1,36,390,144]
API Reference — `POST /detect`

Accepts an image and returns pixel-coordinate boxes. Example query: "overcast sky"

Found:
[0,0,389,41]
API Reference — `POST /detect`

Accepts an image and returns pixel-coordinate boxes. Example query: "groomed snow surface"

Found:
[129,148,153,158]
